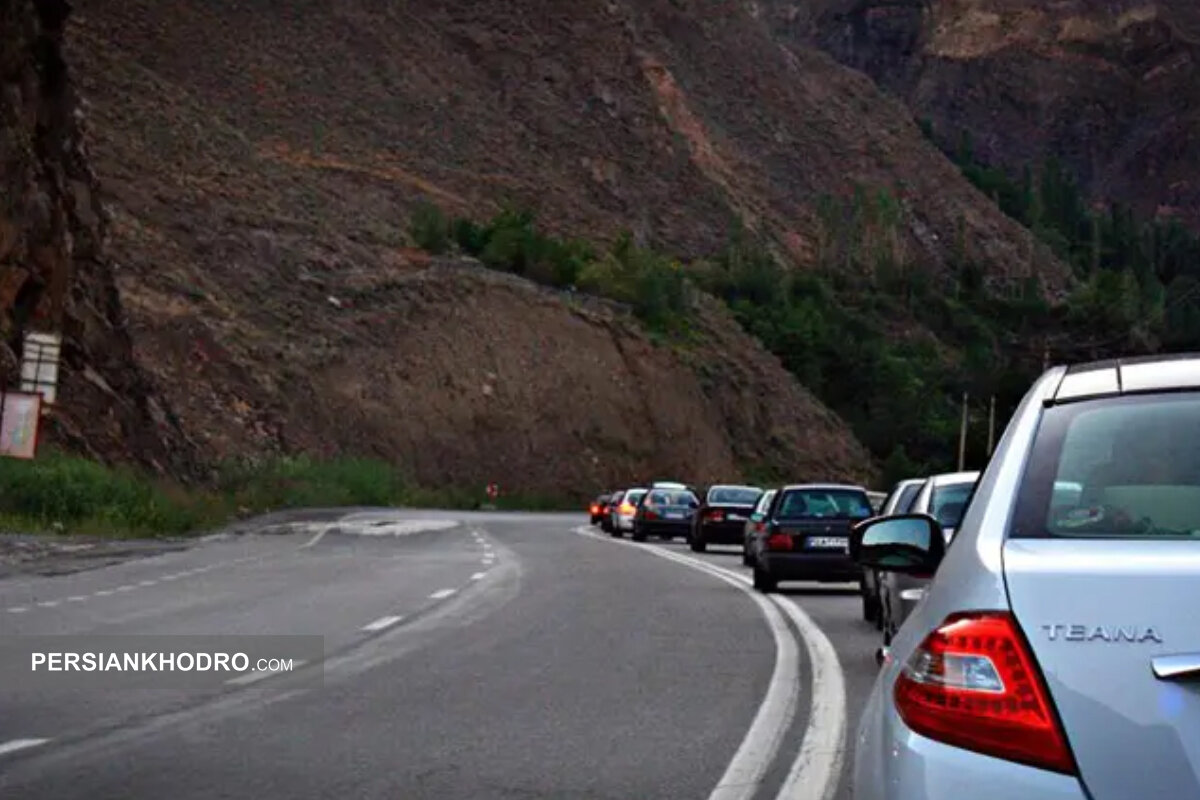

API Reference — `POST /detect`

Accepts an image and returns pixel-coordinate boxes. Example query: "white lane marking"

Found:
[37,601,59,608]
[0,738,51,757]
[138,580,158,587]
[470,572,486,581]
[429,589,457,600]
[301,523,333,549]
[115,585,135,593]
[225,660,308,687]
[94,590,114,597]
[7,607,28,614]
[66,596,88,603]
[574,527,802,800]
[361,615,404,632]
[159,574,179,581]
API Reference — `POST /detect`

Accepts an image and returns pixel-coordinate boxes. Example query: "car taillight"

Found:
[894,612,1076,775]
[590,504,599,514]
[765,533,791,551]
[708,510,725,522]
[754,521,766,533]
[619,503,635,514]
[644,508,658,520]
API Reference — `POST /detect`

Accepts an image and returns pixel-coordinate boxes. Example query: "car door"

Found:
[1004,395,1200,799]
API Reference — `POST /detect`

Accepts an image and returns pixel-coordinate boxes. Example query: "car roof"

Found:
[925,471,980,487]
[895,478,927,488]
[707,484,762,492]
[1051,353,1200,403]
[780,483,869,492]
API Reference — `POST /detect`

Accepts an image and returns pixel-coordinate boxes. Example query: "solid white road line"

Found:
[361,615,404,632]
[634,536,848,800]
[429,589,457,600]
[574,527,801,800]
[0,738,51,756]
[225,660,308,687]
[471,572,486,581]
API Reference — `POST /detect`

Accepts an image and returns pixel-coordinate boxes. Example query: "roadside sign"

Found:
[20,331,62,406]
[0,391,42,459]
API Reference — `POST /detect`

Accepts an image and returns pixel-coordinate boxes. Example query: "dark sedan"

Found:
[749,484,874,593]
[690,484,763,552]
[631,488,699,542]
[589,493,611,525]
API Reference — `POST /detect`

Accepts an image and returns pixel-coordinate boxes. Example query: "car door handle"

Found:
[1151,653,1200,681]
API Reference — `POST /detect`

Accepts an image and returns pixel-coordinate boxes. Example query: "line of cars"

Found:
[590,480,882,592]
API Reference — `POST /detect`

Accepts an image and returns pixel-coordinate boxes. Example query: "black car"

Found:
[632,487,699,542]
[749,483,874,593]
[690,484,763,552]
[600,490,624,533]
[589,493,611,525]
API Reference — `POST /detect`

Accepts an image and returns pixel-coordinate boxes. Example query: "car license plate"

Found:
[666,511,684,519]
[728,513,746,521]
[807,536,847,550]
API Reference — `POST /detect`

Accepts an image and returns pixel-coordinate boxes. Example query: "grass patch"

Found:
[0,452,579,539]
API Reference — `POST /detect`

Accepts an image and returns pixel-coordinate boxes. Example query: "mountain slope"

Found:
[770,0,1200,228]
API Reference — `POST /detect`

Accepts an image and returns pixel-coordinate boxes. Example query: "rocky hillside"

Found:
[769,0,1200,228]
[30,0,1099,491]
[1,0,192,474]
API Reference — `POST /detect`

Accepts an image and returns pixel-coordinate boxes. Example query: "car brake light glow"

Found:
[708,510,725,522]
[590,504,599,514]
[894,612,1076,775]
[644,508,658,520]
[619,502,635,515]
[754,521,766,533]
[766,533,791,551]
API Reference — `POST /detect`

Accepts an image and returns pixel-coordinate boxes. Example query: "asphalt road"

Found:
[0,511,886,799]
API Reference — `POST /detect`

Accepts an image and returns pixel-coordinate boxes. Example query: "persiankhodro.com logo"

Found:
[31,652,297,674]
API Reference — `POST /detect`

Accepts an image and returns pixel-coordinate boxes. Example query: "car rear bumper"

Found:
[854,695,1087,800]
[758,551,859,582]
[696,520,748,544]
[638,519,691,536]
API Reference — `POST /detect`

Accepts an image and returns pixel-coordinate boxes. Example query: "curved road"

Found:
[0,511,884,799]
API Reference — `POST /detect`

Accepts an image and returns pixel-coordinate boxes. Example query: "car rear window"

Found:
[929,482,975,529]
[647,490,696,506]
[708,487,762,505]
[624,489,647,504]
[1013,394,1200,539]
[776,488,872,520]
[895,483,922,514]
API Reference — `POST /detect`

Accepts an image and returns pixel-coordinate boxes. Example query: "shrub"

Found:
[409,201,450,254]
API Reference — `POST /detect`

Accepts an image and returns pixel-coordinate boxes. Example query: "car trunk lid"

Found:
[1004,539,1200,798]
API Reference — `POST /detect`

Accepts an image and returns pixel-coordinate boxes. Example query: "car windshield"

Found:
[929,482,975,529]
[776,488,872,519]
[1015,394,1200,539]
[647,490,696,506]
[708,487,762,505]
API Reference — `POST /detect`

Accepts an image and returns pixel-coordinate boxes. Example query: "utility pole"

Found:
[986,395,996,457]
[957,391,969,472]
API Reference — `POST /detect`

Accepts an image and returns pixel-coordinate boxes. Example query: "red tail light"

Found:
[894,612,1076,775]
[589,504,599,514]
[754,521,766,533]
[766,533,792,551]
[707,510,725,522]
[644,509,658,520]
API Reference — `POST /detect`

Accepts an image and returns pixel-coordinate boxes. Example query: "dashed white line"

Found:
[7,607,28,614]
[115,585,135,593]
[94,590,113,597]
[470,572,486,581]
[36,601,59,608]
[429,589,457,600]
[225,660,308,687]
[66,596,88,603]
[0,738,51,757]
[361,615,404,632]
[138,580,158,587]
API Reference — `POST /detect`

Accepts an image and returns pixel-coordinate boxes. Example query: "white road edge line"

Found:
[361,615,404,632]
[635,536,847,800]
[470,572,486,581]
[225,660,308,687]
[301,523,334,549]
[429,589,457,600]
[574,527,801,800]
[0,738,51,756]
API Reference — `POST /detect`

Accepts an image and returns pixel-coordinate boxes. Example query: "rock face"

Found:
[1,0,192,472]
[767,0,1200,227]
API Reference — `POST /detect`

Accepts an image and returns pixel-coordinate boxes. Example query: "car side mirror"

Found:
[849,514,946,577]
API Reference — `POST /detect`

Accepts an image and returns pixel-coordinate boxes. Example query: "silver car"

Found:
[851,355,1200,800]
[876,471,979,645]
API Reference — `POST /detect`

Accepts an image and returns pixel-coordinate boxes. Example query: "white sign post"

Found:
[20,331,62,408]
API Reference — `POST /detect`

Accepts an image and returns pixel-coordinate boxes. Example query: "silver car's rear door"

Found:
[1005,539,1200,799]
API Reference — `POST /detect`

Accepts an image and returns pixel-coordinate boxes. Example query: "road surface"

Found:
[0,511,884,799]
